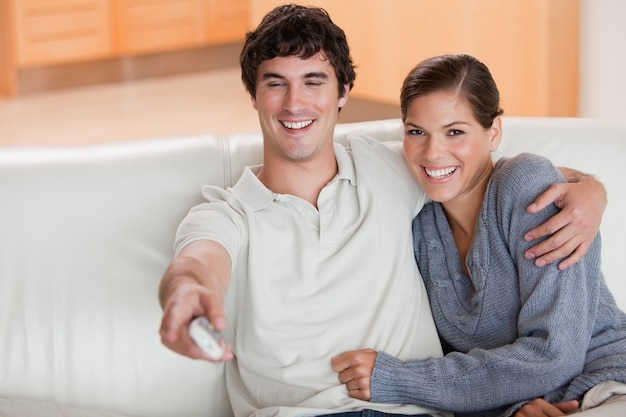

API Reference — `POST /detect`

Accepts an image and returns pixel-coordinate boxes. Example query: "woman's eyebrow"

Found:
[443,121,470,128]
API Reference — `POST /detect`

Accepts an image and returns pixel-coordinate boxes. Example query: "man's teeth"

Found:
[425,166,457,179]
[283,120,313,129]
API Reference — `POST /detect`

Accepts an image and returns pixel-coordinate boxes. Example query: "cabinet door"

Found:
[1,0,17,95]
[206,0,249,44]
[116,0,208,55]
[14,0,114,67]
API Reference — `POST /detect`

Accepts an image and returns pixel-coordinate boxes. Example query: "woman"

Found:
[332,54,626,417]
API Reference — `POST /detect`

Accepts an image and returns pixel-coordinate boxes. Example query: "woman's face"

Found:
[402,90,501,206]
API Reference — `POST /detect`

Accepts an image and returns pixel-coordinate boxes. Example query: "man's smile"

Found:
[281,120,314,130]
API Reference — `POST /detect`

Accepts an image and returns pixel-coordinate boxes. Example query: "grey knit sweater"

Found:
[371,153,626,417]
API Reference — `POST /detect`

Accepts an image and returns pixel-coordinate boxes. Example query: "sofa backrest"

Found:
[0,136,234,417]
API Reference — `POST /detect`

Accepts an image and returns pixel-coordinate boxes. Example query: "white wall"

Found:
[579,0,626,126]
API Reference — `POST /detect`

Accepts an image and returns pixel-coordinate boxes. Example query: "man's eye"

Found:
[448,129,464,136]
[306,82,323,86]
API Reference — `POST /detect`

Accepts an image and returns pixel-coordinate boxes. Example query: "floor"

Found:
[0,66,400,147]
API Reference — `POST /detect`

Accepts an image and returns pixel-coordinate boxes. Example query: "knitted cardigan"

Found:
[371,153,626,417]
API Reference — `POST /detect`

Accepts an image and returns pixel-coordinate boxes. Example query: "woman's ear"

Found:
[489,116,503,152]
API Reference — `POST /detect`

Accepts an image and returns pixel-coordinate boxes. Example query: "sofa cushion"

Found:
[0,397,130,417]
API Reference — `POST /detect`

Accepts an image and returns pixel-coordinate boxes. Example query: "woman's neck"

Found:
[442,167,493,276]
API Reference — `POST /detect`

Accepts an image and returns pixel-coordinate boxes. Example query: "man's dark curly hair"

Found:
[240,4,356,99]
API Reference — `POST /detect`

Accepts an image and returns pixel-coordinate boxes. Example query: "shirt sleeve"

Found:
[347,134,428,216]
[174,185,247,265]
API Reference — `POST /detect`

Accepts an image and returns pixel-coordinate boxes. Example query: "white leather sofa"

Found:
[1,117,625,417]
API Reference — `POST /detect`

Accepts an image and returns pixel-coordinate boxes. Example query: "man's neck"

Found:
[257,154,338,208]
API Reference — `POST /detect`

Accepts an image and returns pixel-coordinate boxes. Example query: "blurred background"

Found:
[0,0,624,146]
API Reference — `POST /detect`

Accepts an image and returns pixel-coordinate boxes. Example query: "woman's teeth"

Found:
[425,166,457,179]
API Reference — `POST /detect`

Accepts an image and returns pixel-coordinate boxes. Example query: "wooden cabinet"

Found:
[116,0,207,54]
[0,0,250,96]
[13,0,114,67]
[115,0,250,54]
[0,1,17,95]
[207,0,249,44]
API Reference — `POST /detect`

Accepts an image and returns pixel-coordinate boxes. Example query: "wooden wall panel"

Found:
[251,0,579,117]
[206,0,249,44]
[115,0,207,55]
[14,0,114,67]
[0,0,17,96]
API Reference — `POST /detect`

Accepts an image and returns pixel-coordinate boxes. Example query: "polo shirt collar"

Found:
[232,143,356,211]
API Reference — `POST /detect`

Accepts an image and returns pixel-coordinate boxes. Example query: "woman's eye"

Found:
[407,129,424,136]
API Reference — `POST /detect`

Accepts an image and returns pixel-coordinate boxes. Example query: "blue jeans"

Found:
[319,411,433,417]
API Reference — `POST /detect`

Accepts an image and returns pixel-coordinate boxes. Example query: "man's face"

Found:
[252,54,349,163]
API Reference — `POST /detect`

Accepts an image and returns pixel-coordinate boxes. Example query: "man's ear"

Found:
[338,84,350,109]
[489,116,503,152]
[251,95,258,111]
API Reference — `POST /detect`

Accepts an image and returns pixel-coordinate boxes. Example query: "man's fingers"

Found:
[524,212,568,243]
[527,183,565,214]
[160,299,193,344]
[556,244,588,270]
[526,236,577,266]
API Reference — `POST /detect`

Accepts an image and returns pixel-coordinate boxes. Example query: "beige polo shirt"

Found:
[175,135,448,417]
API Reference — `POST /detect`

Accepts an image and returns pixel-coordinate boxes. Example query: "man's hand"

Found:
[159,280,233,362]
[514,398,579,416]
[524,171,606,270]
[331,349,378,401]
[158,241,233,362]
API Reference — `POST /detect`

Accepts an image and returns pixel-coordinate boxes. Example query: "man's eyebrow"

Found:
[261,72,285,80]
[304,72,329,79]
[260,72,329,80]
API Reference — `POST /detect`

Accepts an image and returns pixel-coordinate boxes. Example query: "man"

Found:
[159,5,606,417]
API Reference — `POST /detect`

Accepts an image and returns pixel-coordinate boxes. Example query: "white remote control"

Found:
[189,316,225,360]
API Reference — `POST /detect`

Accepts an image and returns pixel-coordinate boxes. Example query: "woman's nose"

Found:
[423,136,445,160]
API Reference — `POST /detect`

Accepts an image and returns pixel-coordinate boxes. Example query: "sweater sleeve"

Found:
[371,154,604,414]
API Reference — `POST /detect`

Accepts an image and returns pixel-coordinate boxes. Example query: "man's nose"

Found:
[283,85,305,113]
